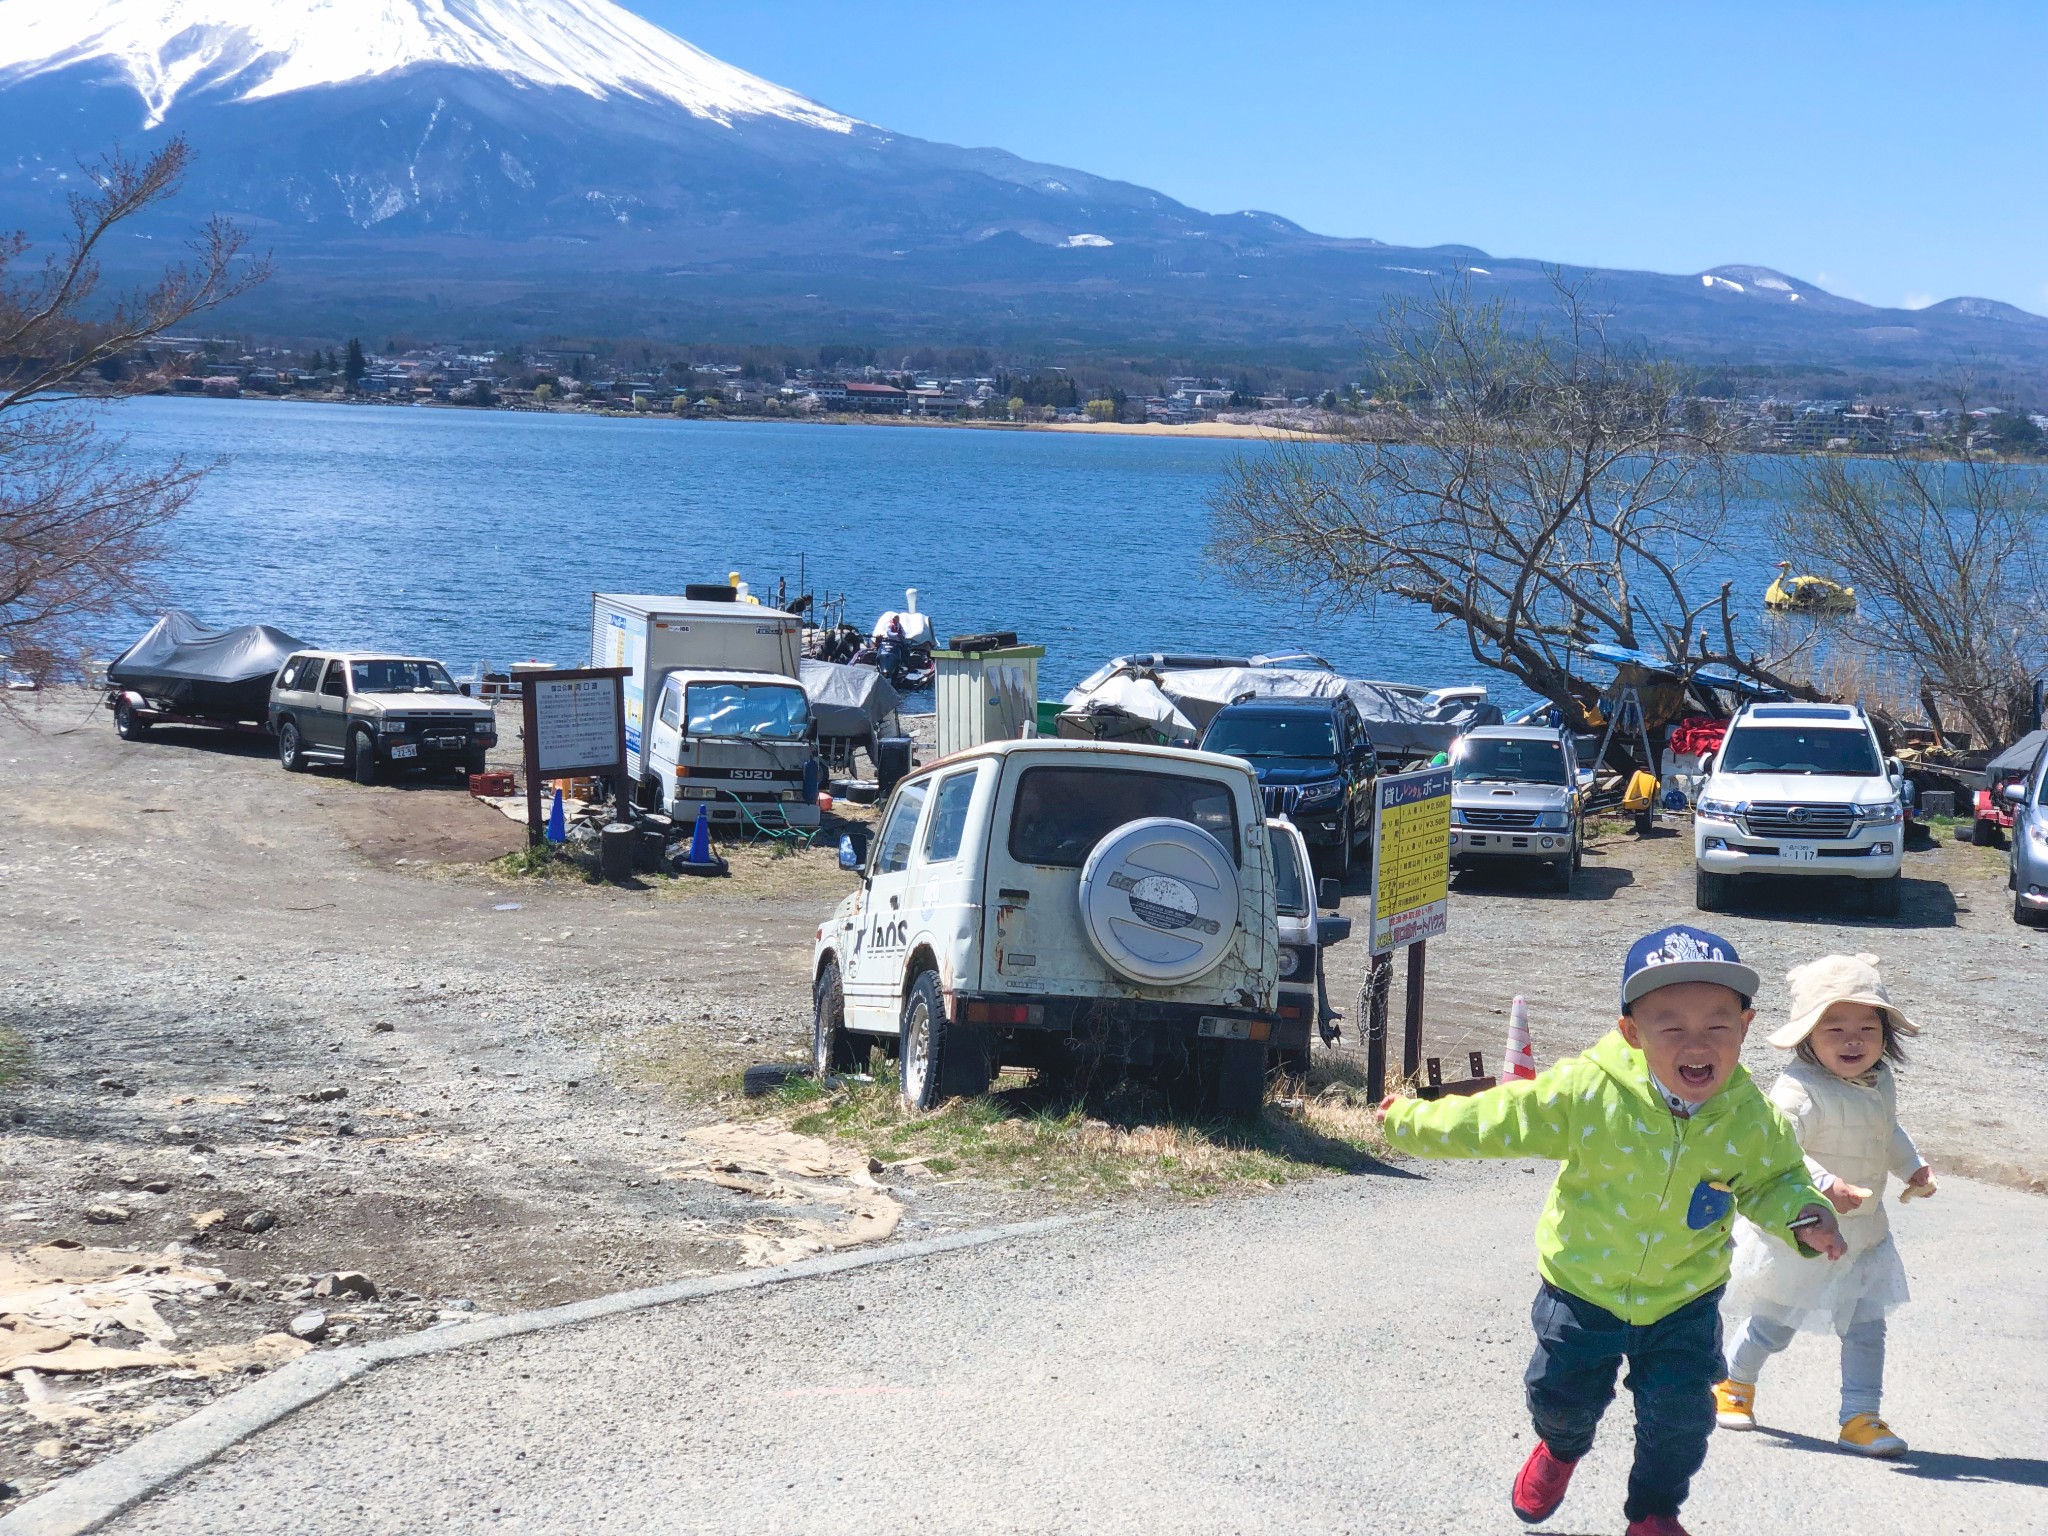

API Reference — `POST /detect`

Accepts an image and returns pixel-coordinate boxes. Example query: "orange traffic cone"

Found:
[1506,996,1536,1080]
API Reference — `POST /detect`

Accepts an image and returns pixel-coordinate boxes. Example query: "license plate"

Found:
[391,742,418,760]
[1781,841,1818,862]
[1199,1015,1255,1041]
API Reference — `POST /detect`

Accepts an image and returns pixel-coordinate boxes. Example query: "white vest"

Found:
[1766,1057,1923,1257]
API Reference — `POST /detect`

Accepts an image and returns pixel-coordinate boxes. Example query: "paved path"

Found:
[105,1164,2046,1535]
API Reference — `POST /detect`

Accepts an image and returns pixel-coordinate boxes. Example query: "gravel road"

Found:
[106,1162,2047,1535]
[6,687,2044,1513]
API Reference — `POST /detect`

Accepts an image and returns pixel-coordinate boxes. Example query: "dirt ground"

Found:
[0,690,1012,1499]
[2,687,2042,1500]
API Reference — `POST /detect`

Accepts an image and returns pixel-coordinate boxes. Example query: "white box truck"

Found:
[591,593,819,831]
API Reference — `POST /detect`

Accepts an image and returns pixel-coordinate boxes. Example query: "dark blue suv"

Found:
[1199,696,1378,875]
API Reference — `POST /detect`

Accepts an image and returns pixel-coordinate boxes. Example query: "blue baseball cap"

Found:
[1621,925,1761,1009]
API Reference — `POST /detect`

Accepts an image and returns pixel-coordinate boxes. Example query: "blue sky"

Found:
[640,2,2047,315]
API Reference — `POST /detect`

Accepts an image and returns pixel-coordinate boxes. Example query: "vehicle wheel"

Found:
[277,719,307,772]
[898,970,958,1110]
[1275,1044,1312,1079]
[1551,856,1574,894]
[1695,866,1731,913]
[1572,837,1584,874]
[113,698,149,741]
[350,729,379,786]
[1865,874,1903,918]
[811,959,870,1078]
[2017,895,2048,930]
[1201,1038,1267,1119]
[464,749,488,779]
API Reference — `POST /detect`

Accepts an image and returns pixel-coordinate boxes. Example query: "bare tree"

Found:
[1,138,267,682]
[1784,428,2048,746]
[1208,274,1817,729]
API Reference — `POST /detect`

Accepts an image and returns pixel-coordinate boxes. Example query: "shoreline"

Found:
[102,391,2047,463]
[105,389,1335,441]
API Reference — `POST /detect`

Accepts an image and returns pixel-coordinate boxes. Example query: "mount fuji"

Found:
[1,0,2042,373]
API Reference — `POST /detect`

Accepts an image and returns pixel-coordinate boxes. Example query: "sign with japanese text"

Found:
[1369,765,1452,954]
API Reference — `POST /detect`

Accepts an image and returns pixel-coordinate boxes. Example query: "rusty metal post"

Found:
[1363,952,1394,1103]
[1403,939,1427,1081]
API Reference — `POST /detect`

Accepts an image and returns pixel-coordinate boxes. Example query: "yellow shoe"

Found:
[1713,1378,1756,1430]
[1838,1413,1907,1457]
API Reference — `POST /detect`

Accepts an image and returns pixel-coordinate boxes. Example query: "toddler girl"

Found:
[1713,952,1934,1457]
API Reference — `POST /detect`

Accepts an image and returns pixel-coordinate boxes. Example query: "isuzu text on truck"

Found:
[593,591,821,831]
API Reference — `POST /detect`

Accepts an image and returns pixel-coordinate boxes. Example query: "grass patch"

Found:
[486,843,596,882]
[765,1058,1390,1202]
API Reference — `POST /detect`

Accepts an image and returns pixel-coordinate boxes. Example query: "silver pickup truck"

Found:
[1447,724,1587,892]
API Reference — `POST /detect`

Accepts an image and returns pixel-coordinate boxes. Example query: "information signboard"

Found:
[518,667,630,843]
[1368,765,1452,955]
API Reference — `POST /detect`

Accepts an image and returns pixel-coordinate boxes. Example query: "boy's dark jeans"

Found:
[1526,1281,1724,1522]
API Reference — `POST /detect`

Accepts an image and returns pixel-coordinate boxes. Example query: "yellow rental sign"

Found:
[1369,765,1452,954]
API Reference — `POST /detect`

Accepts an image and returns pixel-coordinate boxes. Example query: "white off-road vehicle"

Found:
[811,739,1282,1116]
[1693,702,1908,916]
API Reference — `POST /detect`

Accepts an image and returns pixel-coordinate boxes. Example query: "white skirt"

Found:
[1724,1217,1911,1335]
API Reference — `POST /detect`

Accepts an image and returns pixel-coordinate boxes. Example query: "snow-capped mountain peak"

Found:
[0,0,856,132]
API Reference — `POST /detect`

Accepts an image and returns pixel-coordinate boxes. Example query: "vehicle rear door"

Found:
[271,654,319,732]
[307,659,350,751]
[844,777,932,1032]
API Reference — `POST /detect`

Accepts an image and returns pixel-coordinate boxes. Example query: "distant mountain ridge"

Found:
[2,0,2041,376]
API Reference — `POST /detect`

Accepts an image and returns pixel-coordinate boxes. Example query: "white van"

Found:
[811,739,1281,1115]
[1693,702,1908,915]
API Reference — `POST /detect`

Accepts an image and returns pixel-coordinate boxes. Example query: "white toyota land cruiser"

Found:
[1693,702,1908,916]
[811,739,1281,1116]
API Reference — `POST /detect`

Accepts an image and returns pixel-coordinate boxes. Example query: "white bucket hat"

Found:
[1769,952,1920,1050]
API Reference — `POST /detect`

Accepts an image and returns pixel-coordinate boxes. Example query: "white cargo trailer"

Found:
[590,594,817,829]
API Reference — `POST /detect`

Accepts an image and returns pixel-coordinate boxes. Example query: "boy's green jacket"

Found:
[1384,1030,1827,1325]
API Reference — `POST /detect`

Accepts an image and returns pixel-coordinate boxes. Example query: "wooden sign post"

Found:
[519,667,631,846]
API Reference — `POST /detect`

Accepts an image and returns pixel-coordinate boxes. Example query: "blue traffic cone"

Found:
[545,788,566,844]
[686,803,713,864]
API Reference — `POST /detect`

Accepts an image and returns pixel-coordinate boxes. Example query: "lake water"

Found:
[104,397,1793,700]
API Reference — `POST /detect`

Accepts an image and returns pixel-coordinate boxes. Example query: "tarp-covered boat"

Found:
[1062,655,1499,759]
[800,658,902,742]
[106,611,307,723]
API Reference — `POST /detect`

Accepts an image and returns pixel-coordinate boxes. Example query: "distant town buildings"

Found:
[98,338,2042,452]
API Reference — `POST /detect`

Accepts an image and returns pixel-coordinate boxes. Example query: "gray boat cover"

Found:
[801,659,901,740]
[106,610,307,719]
[1066,662,1498,759]
[1987,729,2047,781]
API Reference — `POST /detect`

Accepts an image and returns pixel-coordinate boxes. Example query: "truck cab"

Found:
[811,739,1280,1116]
[642,668,819,829]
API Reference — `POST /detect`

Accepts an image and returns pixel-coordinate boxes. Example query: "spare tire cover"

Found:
[1077,817,1242,985]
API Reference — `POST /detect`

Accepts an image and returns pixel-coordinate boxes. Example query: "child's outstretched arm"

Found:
[1732,1101,1842,1258]
[1378,1062,1577,1161]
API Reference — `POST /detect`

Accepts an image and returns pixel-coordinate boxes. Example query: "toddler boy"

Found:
[1379,925,1844,1536]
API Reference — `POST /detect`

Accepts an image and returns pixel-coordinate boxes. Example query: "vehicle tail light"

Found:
[1278,1003,1304,1021]
[963,1001,1044,1026]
